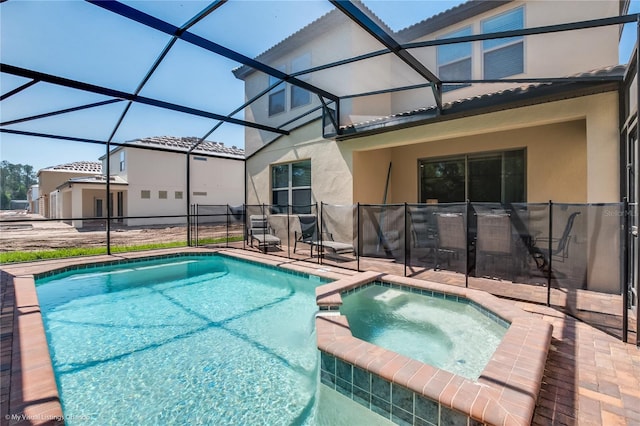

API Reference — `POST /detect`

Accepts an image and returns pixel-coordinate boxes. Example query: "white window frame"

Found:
[271,160,311,212]
[119,151,125,172]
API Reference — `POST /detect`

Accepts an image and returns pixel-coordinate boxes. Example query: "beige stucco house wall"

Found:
[107,139,245,227]
[395,0,620,112]
[242,0,625,293]
[246,91,619,205]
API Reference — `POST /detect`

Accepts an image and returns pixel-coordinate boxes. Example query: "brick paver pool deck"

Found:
[1,247,639,425]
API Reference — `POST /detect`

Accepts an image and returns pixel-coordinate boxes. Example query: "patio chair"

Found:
[248,215,281,251]
[476,213,514,280]
[293,214,354,258]
[294,214,318,254]
[434,212,467,271]
[408,208,437,268]
[532,211,581,271]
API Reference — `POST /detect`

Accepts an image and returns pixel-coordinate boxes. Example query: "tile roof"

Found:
[130,136,244,158]
[340,64,626,133]
[395,0,511,41]
[233,1,392,80]
[40,161,102,174]
[67,175,128,185]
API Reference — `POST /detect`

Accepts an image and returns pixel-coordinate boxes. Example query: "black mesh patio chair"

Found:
[434,212,467,270]
[294,214,354,258]
[408,209,437,268]
[532,211,581,271]
[476,213,514,280]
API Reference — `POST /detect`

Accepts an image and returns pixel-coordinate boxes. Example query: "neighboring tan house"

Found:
[37,161,102,218]
[234,1,636,293]
[51,136,245,228]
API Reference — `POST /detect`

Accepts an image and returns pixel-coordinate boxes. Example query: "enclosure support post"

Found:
[319,202,324,265]
[226,204,230,249]
[547,200,553,307]
[404,203,408,277]
[623,198,629,342]
[261,203,266,254]
[242,204,246,251]
[357,202,361,272]
[186,154,191,247]
[465,200,470,288]
[106,140,111,255]
[195,204,199,247]
[287,205,291,259]
[315,202,320,264]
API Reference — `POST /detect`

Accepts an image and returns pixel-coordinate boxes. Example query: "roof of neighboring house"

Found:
[56,175,128,190]
[338,64,625,136]
[38,161,102,175]
[126,136,245,158]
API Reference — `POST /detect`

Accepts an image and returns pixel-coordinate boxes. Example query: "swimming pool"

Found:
[36,254,392,425]
[340,284,507,380]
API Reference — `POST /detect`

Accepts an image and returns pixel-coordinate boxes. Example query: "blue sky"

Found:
[1,0,638,172]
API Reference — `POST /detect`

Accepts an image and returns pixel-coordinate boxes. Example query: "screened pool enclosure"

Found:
[1,0,638,345]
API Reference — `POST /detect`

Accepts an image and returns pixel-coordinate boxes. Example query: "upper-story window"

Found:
[437,26,472,92]
[290,53,311,109]
[268,54,312,116]
[482,7,524,79]
[119,151,125,172]
[268,66,286,116]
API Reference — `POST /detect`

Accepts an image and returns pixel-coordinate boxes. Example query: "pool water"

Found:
[340,285,508,380]
[36,255,392,425]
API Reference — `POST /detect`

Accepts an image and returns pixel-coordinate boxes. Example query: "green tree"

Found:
[0,161,37,209]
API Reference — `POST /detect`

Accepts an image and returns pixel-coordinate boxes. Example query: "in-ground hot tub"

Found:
[315,272,552,426]
[340,283,508,381]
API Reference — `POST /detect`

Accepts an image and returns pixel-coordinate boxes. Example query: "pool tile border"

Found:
[316,272,553,426]
[4,248,342,425]
[4,248,551,426]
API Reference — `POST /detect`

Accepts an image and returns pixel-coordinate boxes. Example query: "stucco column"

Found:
[585,92,619,203]
[584,92,620,291]
[71,187,84,228]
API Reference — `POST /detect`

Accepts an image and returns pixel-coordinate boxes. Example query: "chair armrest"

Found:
[320,232,335,241]
[250,228,271,236]
[534,237,559,245]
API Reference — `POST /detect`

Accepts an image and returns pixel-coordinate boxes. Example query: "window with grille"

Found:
[482,7,524,79]
[437,26,472,92]
[272,160,311,214]
[268,65,286,116]
[290,53,311,109]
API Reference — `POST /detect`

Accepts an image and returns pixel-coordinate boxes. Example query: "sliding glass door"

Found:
[419,149,525,203]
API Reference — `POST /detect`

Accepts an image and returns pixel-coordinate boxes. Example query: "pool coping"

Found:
[315,273,554,426]
[3,248,551,425]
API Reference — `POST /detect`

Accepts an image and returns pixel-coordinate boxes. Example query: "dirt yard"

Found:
[0,212,235,252]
